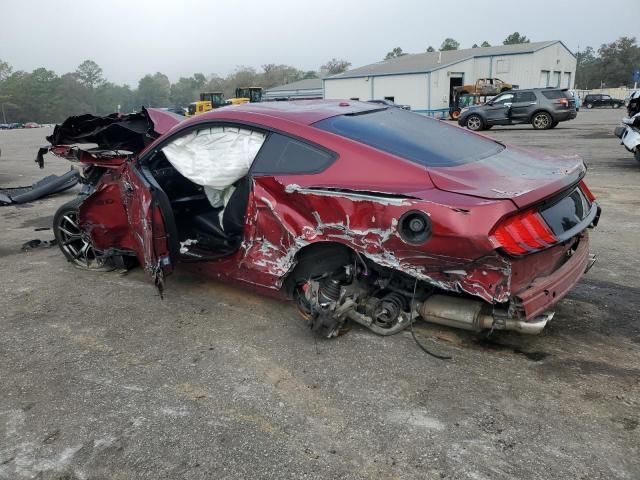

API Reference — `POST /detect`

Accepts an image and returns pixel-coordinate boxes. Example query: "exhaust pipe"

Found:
[418,295,552,335]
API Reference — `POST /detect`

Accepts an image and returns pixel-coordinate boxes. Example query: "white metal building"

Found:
[263,78,324,101]
[324,41,576,115]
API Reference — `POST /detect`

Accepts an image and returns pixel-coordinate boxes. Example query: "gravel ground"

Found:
[0,109,638,480]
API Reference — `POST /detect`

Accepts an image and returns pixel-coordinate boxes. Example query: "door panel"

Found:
[485,93,514,124]
[121,163,175,294]
[510,92,538,123]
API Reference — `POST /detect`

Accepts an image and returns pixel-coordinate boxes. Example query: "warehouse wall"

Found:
[532,43,576,88]
[372,74,428,109]
[323,77,371,101]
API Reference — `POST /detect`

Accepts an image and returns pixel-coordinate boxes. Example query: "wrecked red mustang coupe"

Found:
[44,101,600,337]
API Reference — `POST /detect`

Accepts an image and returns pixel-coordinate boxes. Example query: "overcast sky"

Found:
[1,0,638,85]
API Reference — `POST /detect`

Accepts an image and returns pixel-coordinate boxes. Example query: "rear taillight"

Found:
[579,180,596,202]
[555,98,569,107]
[491,210,557,255]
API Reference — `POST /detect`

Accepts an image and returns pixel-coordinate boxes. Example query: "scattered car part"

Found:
[44,102,599,339]
[21,238,57,251]
[0,169,79,206]
[614,108,640,163]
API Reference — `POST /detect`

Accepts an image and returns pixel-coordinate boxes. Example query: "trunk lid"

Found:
[46,107,184,154]
[426,146,586,208]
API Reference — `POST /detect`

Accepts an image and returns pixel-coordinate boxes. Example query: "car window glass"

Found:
[602,95,611,100]
[315,108,503,167]
[492,94,514,104]
[252,132,336,175]
[514,91,536,102]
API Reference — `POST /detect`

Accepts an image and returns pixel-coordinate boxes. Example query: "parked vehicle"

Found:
[615,91,640,163]
[23,122,41,128]
[459,78,516,96]
[43,102,599,338]
[583,94,624,109]
[458,88,577,131]
[366,99,411,110]
[449,89,493,120]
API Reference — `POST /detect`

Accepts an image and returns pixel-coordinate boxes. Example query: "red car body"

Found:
[46,101,600,337]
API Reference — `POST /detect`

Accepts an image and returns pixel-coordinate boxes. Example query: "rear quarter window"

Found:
[541,90,570,100]
[252,132,336,175]
[314,108,503,167]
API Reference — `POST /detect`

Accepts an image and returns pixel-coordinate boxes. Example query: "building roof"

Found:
[326,41,571,80]
[265,78,323,93]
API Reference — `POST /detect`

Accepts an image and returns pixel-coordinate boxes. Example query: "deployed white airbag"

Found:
[162,127,265,207]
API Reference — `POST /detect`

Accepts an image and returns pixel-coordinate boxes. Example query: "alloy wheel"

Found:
[533,113,550,129]
[56,210,112,270]
[466,115,482,131]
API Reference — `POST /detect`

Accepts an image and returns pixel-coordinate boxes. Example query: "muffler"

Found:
[417,295,552,335]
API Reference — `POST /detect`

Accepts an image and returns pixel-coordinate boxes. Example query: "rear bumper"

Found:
[514,232,591,320]
[553,110,577,121]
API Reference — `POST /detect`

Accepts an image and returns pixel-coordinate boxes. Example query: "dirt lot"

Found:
[1,109,638,480]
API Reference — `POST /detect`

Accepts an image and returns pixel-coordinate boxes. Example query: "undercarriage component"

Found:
[418,294,552,335]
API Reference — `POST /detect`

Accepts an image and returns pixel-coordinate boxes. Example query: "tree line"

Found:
[0,58,351,124]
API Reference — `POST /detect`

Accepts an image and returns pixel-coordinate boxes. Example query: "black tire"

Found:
[635,149,640,164]
[53,197,114,271]
[549,121,559,129]
[614,103,621,109]
[586,103,593,109]
[465,114,484,131]
[532,111,553,130]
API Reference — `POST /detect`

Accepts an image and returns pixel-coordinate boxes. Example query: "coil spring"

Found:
[374,292,407,326]
[319,278,341,303]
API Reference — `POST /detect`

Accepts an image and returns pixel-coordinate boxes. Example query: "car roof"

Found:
[193,100,382,126]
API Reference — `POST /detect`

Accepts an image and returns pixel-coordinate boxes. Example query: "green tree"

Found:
[426,46,435,52]
[320,58,351,75]
[503,32,530,45]
[0,59,12,82]
[96,82,135,114]
[481,41,491,47]
[598,36,640,87]
[472,44,479,48]
[75,60,104,114]
[169,74,207,107]
[440,38,460,51]
[136,72,171,108]
[384,47,407,60]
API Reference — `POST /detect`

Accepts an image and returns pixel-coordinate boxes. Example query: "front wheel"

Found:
[465,114,484,131]
[586,103,593,109]
[53,197,114,271]
[532,112,552,130]
[614,103,621,109]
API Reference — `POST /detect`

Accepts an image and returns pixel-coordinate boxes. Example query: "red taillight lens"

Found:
[491,210,557,255]
[579,180,596,202]
[555,98,569,107]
